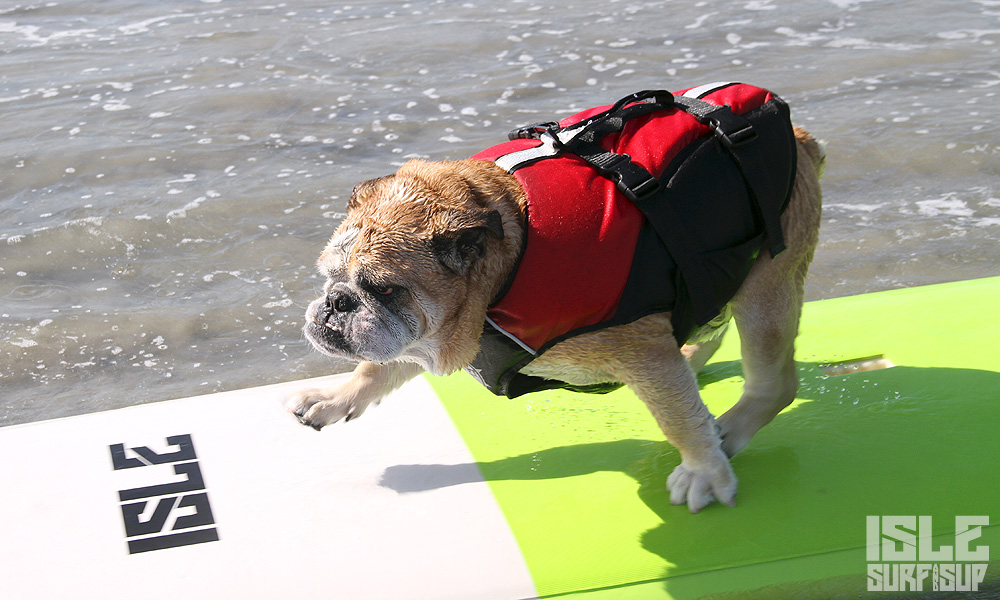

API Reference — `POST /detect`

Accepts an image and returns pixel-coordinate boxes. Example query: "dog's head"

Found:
[303,159,523,374]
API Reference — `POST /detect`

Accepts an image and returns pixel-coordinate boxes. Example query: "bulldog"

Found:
[288,84,824,512]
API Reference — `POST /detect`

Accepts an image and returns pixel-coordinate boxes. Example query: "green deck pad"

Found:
[427,277,1000,598]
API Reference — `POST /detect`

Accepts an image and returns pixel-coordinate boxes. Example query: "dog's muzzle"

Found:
[326,286,360,315]
[304,286,360,356]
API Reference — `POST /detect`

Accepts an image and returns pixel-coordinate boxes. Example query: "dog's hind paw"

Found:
[666,450,738,513]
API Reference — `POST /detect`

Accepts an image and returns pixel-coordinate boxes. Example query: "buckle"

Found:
[698,105,758,148]
[622,170,660,202]
[717,122,758,149]
[595,153,660,203]
[507,121,560,141]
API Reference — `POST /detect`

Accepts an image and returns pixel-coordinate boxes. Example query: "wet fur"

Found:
[290,127,824,512]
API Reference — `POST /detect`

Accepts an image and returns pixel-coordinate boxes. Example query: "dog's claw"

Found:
[296,414,324,431]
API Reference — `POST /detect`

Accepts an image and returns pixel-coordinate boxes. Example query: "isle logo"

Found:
[109,434,219,554]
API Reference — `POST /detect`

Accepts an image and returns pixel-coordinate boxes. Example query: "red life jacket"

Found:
[467,83,797,398]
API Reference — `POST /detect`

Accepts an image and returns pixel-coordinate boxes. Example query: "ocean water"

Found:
[1,0,997,426]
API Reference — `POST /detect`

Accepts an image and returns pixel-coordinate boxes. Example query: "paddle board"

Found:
[2,277,998,599]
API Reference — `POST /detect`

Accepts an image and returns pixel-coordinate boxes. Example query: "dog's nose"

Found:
[327,291,358,314]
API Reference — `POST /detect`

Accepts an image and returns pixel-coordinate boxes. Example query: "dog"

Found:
[288,84,824,513]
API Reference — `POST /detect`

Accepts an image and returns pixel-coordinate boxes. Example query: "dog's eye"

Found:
[359,274,403,299]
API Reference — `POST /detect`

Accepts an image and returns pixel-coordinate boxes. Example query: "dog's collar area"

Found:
[487,211,529,310]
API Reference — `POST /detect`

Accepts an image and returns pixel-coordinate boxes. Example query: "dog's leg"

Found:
[623,343,737,512]
[717,131,823,457]
[527,314,737,512]
[718,262,803,457]
[286,361,424,430]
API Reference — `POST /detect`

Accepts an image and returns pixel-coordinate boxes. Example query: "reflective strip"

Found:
[682,81,737,99]
[494,138,558,172]
[494,129,582,173]
[486,315,539,355]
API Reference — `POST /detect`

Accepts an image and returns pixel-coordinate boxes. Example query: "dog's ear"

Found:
[348,175,394,211]
[432,209,504,276]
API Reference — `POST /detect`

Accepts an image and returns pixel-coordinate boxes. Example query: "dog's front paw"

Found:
[285,387,370,431]
[666,449,737,513]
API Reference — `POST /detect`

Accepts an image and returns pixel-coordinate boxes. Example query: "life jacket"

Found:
[466,82,798,398]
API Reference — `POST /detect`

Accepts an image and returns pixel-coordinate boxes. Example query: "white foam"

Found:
[916,195,975,217]
[826,0,876,8]
[685,13,717,29]
[118,14,194,36]
[167,197,207,219]
[937,29,1000,41]
[263,299,294,309]
[0,20,96,46]
[104,81,134,92]
[65,216,104,228]
[775,26,827,46]
[166,174,197,184]
[828,202,886,213]
[103,100,132,111]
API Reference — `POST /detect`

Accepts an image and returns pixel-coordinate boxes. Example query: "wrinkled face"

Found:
[302,165,505,369]
[303,223,431,363]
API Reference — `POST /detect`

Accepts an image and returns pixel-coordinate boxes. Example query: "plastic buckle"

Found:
[717,122,758,149]
[507,121,560,142]
[600,153,660,203]
[623,170,660,202]
[700,105,758,149]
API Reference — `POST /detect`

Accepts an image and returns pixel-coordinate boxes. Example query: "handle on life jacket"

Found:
[608,89,675,113]
[507,121,560,142]
[571,89,676,136]
[507,90,676,143]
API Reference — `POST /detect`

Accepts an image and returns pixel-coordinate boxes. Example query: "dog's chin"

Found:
[304,321,407,364]
[303,318,354,358]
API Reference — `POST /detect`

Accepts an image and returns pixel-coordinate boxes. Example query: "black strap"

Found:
[569,144,660,203]
[673,96,786,255]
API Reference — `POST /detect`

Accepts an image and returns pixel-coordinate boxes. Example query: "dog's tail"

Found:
[794,126,826,181]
